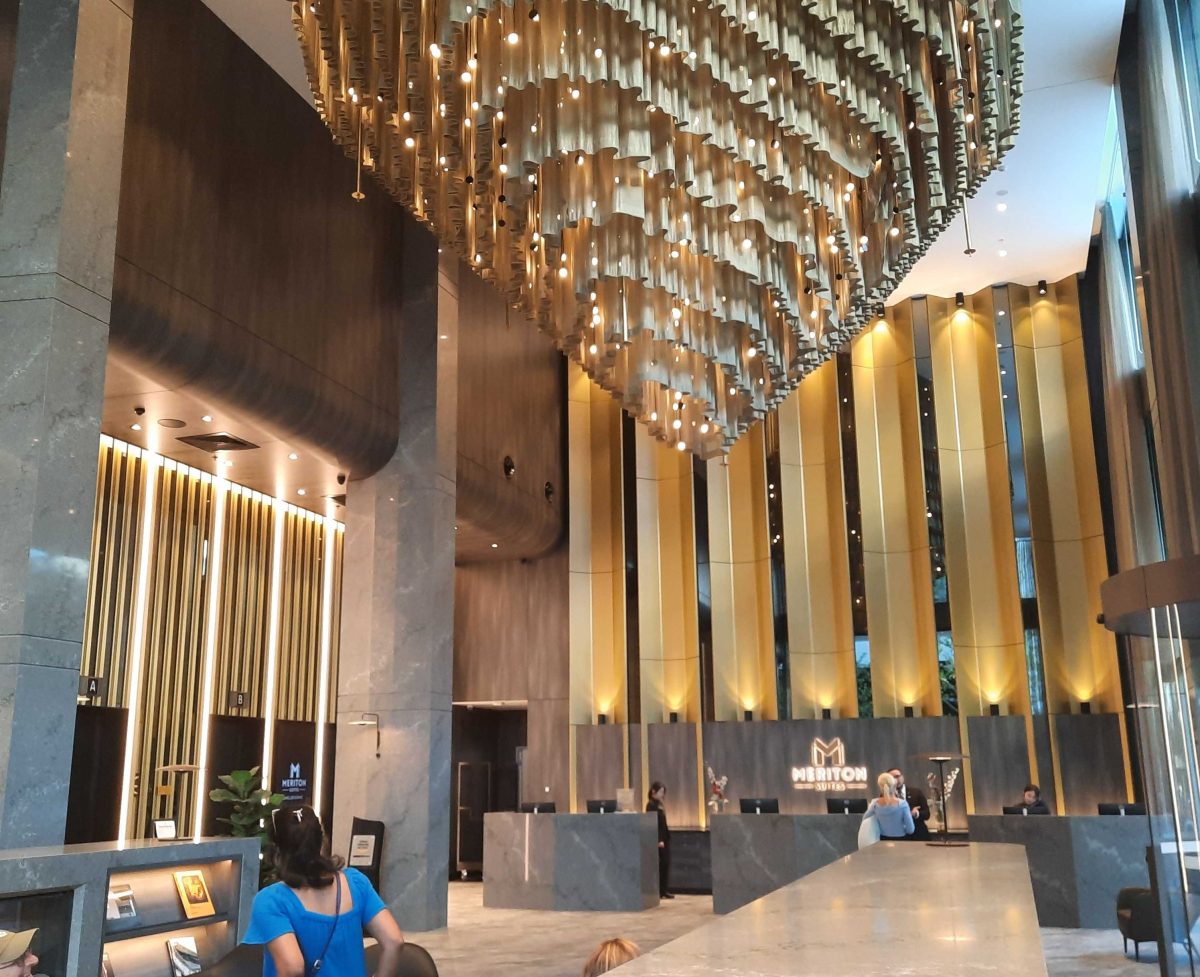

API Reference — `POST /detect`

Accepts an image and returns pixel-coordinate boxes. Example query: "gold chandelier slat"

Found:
[294,0,1022,457]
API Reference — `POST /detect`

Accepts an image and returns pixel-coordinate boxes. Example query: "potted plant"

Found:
[209,766,284,887]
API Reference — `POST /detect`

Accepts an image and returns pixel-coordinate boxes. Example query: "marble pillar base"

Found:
[710,814,860,913]
[484,813,660,912]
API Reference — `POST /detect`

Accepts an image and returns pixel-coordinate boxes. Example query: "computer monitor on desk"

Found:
[1098,802,1146,816]
[739,798,779,814]
[826,797,868,815]
[519,802,556,814]
[586,799,617,814]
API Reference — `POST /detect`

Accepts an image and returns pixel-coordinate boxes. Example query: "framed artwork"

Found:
[172,869,215,919]
[165,936,201,977]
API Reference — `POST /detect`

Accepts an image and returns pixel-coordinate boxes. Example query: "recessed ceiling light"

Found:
[130,423,142,431]
[297,488,306,496]
[490,542,499,549]
[201,415,213,423]
[996,203,1008,212]
[998,249,1008,257]
[288,452,299,461]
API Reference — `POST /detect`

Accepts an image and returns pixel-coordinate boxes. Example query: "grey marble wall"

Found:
[709,814,859,914]
[483,813,659,911]
[331,239,458,932]
[0,0,131,847]
[968,815,1151,927]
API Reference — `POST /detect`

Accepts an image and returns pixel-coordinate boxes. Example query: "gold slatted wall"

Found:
[80,437,345,840]
[81,439,150,707]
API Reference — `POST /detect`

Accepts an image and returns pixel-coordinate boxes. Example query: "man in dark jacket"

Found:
[1016,784,1051,815]
[889,766,931,840]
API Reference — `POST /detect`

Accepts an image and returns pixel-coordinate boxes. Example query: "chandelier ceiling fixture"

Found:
[294,0,1022,457]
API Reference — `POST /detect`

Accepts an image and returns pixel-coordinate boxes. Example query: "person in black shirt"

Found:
[646,782,673,899]
[1016,784,1051,815]
[888,766,931,841]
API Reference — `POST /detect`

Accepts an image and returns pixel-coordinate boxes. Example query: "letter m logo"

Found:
[811,737,845,767]
[289,763,301,779]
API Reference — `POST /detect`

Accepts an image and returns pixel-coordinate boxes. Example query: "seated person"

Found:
[1015,784,1050,815]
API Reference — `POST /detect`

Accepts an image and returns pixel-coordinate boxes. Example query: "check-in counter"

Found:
[709,813,859,913]
[968,814,1151,927]
[483,812,659,911]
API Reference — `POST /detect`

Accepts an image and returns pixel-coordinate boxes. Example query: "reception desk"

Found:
[709,813,859,913]
[610,842,1046,977]
[968,814,1151,927]
[483,812,659,911]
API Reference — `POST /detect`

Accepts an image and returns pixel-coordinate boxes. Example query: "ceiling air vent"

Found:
[176,432,260,453]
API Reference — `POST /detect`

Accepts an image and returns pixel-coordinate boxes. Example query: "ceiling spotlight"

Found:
[288,452,299,461]
[201,415,213,423]
[297,488,307,496]
[130,423,142,432]
[1037,279,1047,295]
[996,202,1008,212]
[955,291,965,308]
[491,542,499,548]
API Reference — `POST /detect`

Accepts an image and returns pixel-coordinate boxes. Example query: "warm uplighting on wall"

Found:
[1037,280,1048,295]
[118,447,161,841]
[192,480,228,841]
[260,505,287,792]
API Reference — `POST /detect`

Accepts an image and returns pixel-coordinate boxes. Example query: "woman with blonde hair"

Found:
[861,771,915,842]
[581,938,641,976]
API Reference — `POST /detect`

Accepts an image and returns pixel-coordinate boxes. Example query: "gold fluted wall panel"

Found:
[928,292,1028,716]
[294,0,1023,456]
[777,364,857,718]
[80,438,344,840]
[568,364,628,724]
[1011,279,1119,712]
[635,428,700,722]
[852,312,941,716]
[707,425,776,720]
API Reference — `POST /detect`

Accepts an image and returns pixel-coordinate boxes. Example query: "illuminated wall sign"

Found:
[791,737,869,793]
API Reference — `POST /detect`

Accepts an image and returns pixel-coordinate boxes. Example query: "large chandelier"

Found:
[293,0,1022,457]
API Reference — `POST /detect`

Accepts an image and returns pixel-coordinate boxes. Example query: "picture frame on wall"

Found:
[172,869,215,919]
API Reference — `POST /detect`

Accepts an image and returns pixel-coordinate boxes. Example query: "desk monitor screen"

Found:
[1002,805,1026,815]
[826,798,868,815]
[586,799,618,814]
[739,798,779,814]
[1098,802,1146,816]
[519,802,557,814]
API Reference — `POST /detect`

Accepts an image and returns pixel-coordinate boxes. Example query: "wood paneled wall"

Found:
[79,438,343,839]
[110,0,406,477]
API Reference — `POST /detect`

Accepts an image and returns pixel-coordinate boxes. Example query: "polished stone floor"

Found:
[405,883,1179,977]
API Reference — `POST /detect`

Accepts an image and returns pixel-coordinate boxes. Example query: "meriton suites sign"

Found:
[791,738,869,793]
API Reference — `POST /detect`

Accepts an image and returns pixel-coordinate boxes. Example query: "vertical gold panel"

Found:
[853,313,941,717]
[928,294,1028,716]
[707,425,776,720]
[635,428,700,723]
[778,365,858,718]
[1012,278,1121,712]
[568,364,627,725]
[276,510,326,722]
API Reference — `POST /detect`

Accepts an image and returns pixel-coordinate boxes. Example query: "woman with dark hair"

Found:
[646,782,673,899]
[245,806,405,977]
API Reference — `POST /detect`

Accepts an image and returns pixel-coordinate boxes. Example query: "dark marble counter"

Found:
[482,812,659,911]
[968,814,1151,927]
[709,813,859,913]
[611,842,1046,976]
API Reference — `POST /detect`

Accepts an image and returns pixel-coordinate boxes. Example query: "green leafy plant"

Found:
[209,766,284,887]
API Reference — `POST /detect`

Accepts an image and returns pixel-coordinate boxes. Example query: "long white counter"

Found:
[610,842,1047,976]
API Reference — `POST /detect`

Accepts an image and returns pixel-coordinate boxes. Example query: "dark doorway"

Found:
[450,706,526,879]
[65,705,127,844]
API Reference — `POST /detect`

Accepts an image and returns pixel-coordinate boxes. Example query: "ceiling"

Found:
[203,0,1127,307]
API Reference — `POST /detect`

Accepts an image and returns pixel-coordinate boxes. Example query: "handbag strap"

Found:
[310,871,343,975]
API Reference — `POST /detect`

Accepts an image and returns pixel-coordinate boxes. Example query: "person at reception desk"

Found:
[888,766,931,840]
[1012,784,1051,815]
[863,773,915,840]
[647,782,673,899]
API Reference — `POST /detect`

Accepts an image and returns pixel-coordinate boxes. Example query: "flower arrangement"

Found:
[706,766,729,812]
[925,766,961,829]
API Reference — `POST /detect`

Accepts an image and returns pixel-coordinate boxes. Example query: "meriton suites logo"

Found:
[791,737,868,792]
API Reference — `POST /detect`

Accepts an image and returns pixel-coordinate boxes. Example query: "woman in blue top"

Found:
[245,806,405,977]
[863,772,915,840]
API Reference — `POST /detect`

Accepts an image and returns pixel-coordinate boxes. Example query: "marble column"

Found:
[0,0,131,847]
[332,235,457,931]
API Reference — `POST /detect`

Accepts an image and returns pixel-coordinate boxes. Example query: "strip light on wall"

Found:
[260,504,288,792]
[117,448,161,842]
[312,516,339,820]
[191,479,228,841]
